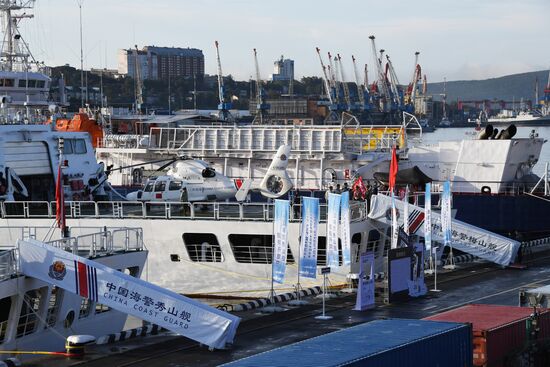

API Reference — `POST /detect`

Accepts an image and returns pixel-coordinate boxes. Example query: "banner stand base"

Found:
[443,265,456,270]
[314,315,333,320]
[430,288,442,292]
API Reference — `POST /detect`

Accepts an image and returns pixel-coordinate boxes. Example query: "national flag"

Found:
[388,146,398,193]
[55,164,65,231]
[74,260,98,302]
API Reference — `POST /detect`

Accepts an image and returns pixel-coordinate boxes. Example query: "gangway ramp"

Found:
[368,194,520,266]
[18,239,240,349]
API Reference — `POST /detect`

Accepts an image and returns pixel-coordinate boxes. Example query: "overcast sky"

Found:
[20,0,550,83]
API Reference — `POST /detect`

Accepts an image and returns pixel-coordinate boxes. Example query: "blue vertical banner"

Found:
[340,191,351,265]
[327,193,341,268]
[403,185,409,235]
[354,252,375,311]
[391,192,398,249]
[441,181,452,248]
[273,199,289,284]
[424,183,432,252]
[299,197,320,279]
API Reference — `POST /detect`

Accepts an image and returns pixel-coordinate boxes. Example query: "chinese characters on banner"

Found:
[299,197,320,279]
[273,199,289,284]
[327,193,341,268]
[340,191,351,265]
[425,183,432,252]
[403,185,409,235]
[391,192,398,249]
[441,181,452,248]
[18,239,240,350]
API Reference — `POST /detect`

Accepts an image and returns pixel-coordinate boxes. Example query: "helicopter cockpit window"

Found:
[169,181,182,191]
[266,175,283,194]
[154,181,166,192]
[144,182,154,192]
[202,168,216,178]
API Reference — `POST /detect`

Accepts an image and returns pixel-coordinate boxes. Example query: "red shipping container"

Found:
[424,304,550,367]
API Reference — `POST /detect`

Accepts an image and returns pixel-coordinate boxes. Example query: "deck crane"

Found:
[337,54,352,110]
[214,41,232,121]
[252,48,270,124]
[369,35,390,112]
[352,55,367,110]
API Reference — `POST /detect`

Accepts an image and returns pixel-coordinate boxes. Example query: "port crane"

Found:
[369,35,390,113]
[214,41,232,121]
[544,68,550,115]
[336,54,352,110]
[315,47,341,122]
[133,45,143,113]
[385,54,404,110]
[252,48,270,124]
[351,55,371,112]
[404,51,421,112]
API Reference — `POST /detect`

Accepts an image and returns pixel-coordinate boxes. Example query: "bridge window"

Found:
[144,182,154,192]
[36,80,45,88]
[74,139,87,154]
[79,298,92,319]
[228,234,295,264]
[0,297,11,343]
[45,286,64,328]
[17,288,44,338]
[183,233,223,262]
[154,181,166,192]
[0,79,14,87]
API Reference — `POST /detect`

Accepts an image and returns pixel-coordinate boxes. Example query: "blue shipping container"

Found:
[221,319,472,367]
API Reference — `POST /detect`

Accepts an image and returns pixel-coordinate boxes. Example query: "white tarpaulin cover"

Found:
[18,239,241,349]
[368,194,520,266]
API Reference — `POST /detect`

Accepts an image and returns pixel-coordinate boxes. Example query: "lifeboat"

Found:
[52,112,104,148]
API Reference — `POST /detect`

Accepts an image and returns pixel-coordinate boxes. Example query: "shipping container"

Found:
[424,304,550,367]
[221,319,472,367]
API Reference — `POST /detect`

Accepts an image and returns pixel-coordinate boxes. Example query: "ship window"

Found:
[17,288,44,338]
[154,181,166,192]
[18,79,26,87]
[36,80,45,88]
[63,140,74,154]
[79,298,92,319]
[1,79,14,87]
[228,234,295,264]
[317,237,343,266]
[0,297,11,343]
[74,139,87,154]
[169,181,182,191]
[183,233,223,262]
[27,80,36,88]
[144,182,154,192]
[45,286,64,328]
[366,230,380,254]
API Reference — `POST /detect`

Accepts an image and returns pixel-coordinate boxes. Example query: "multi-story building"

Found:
[270,56,294,81]
[117,46,204,81]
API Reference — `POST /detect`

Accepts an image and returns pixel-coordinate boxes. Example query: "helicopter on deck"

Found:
[126,145,293,202]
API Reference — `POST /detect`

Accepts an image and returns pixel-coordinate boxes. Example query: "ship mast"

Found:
[0,0,37,72]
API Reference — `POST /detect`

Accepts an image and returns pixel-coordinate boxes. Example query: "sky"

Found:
[18,0,550,83]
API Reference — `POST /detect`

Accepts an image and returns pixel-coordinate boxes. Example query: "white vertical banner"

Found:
[391,192,398,249]
[18,239,240,349]
[403,185,410,235]
[273,199,289,284]
[425,183,432,251]
[327,193,341,268]
[441,181,452,248]
[340,191,351,265]
[299,197,320,279]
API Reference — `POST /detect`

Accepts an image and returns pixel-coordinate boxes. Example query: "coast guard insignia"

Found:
[48,260,67,281]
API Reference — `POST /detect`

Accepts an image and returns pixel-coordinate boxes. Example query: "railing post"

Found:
[239,203,244,220]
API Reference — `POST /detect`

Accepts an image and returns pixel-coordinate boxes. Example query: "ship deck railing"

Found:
[0,200,369,223]
[97,123,410,156]
[0,227,145,280]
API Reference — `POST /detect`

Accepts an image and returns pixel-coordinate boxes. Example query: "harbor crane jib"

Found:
[385,54,403,111]
[214,40,232,121]
[404,51,421,113]
[252,48,270,124]
[337,54,353,111]
[369,35,390,113]
[352,55,371,112]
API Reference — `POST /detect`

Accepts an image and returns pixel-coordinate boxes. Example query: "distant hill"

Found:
[427,70,549,103]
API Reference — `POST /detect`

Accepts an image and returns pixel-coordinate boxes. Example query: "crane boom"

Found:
[337,54,351,108]
[369,36,389,103]
[385,55,402,107]
[214,40,232,120]
[352,55,365,106]
[133,45,143,112]
[327,52,339,102]
[315,47,333,104]
[252,48,269,123]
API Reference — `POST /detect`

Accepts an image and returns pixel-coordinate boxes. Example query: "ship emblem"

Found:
[48,260,67,281]
[280,154,287,161]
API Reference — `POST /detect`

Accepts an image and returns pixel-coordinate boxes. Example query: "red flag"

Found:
[388,147,398,193]
[55,164,65,231]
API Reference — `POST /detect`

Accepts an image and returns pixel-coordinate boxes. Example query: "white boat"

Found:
[487,110,550,125]
[0,226,147,357]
